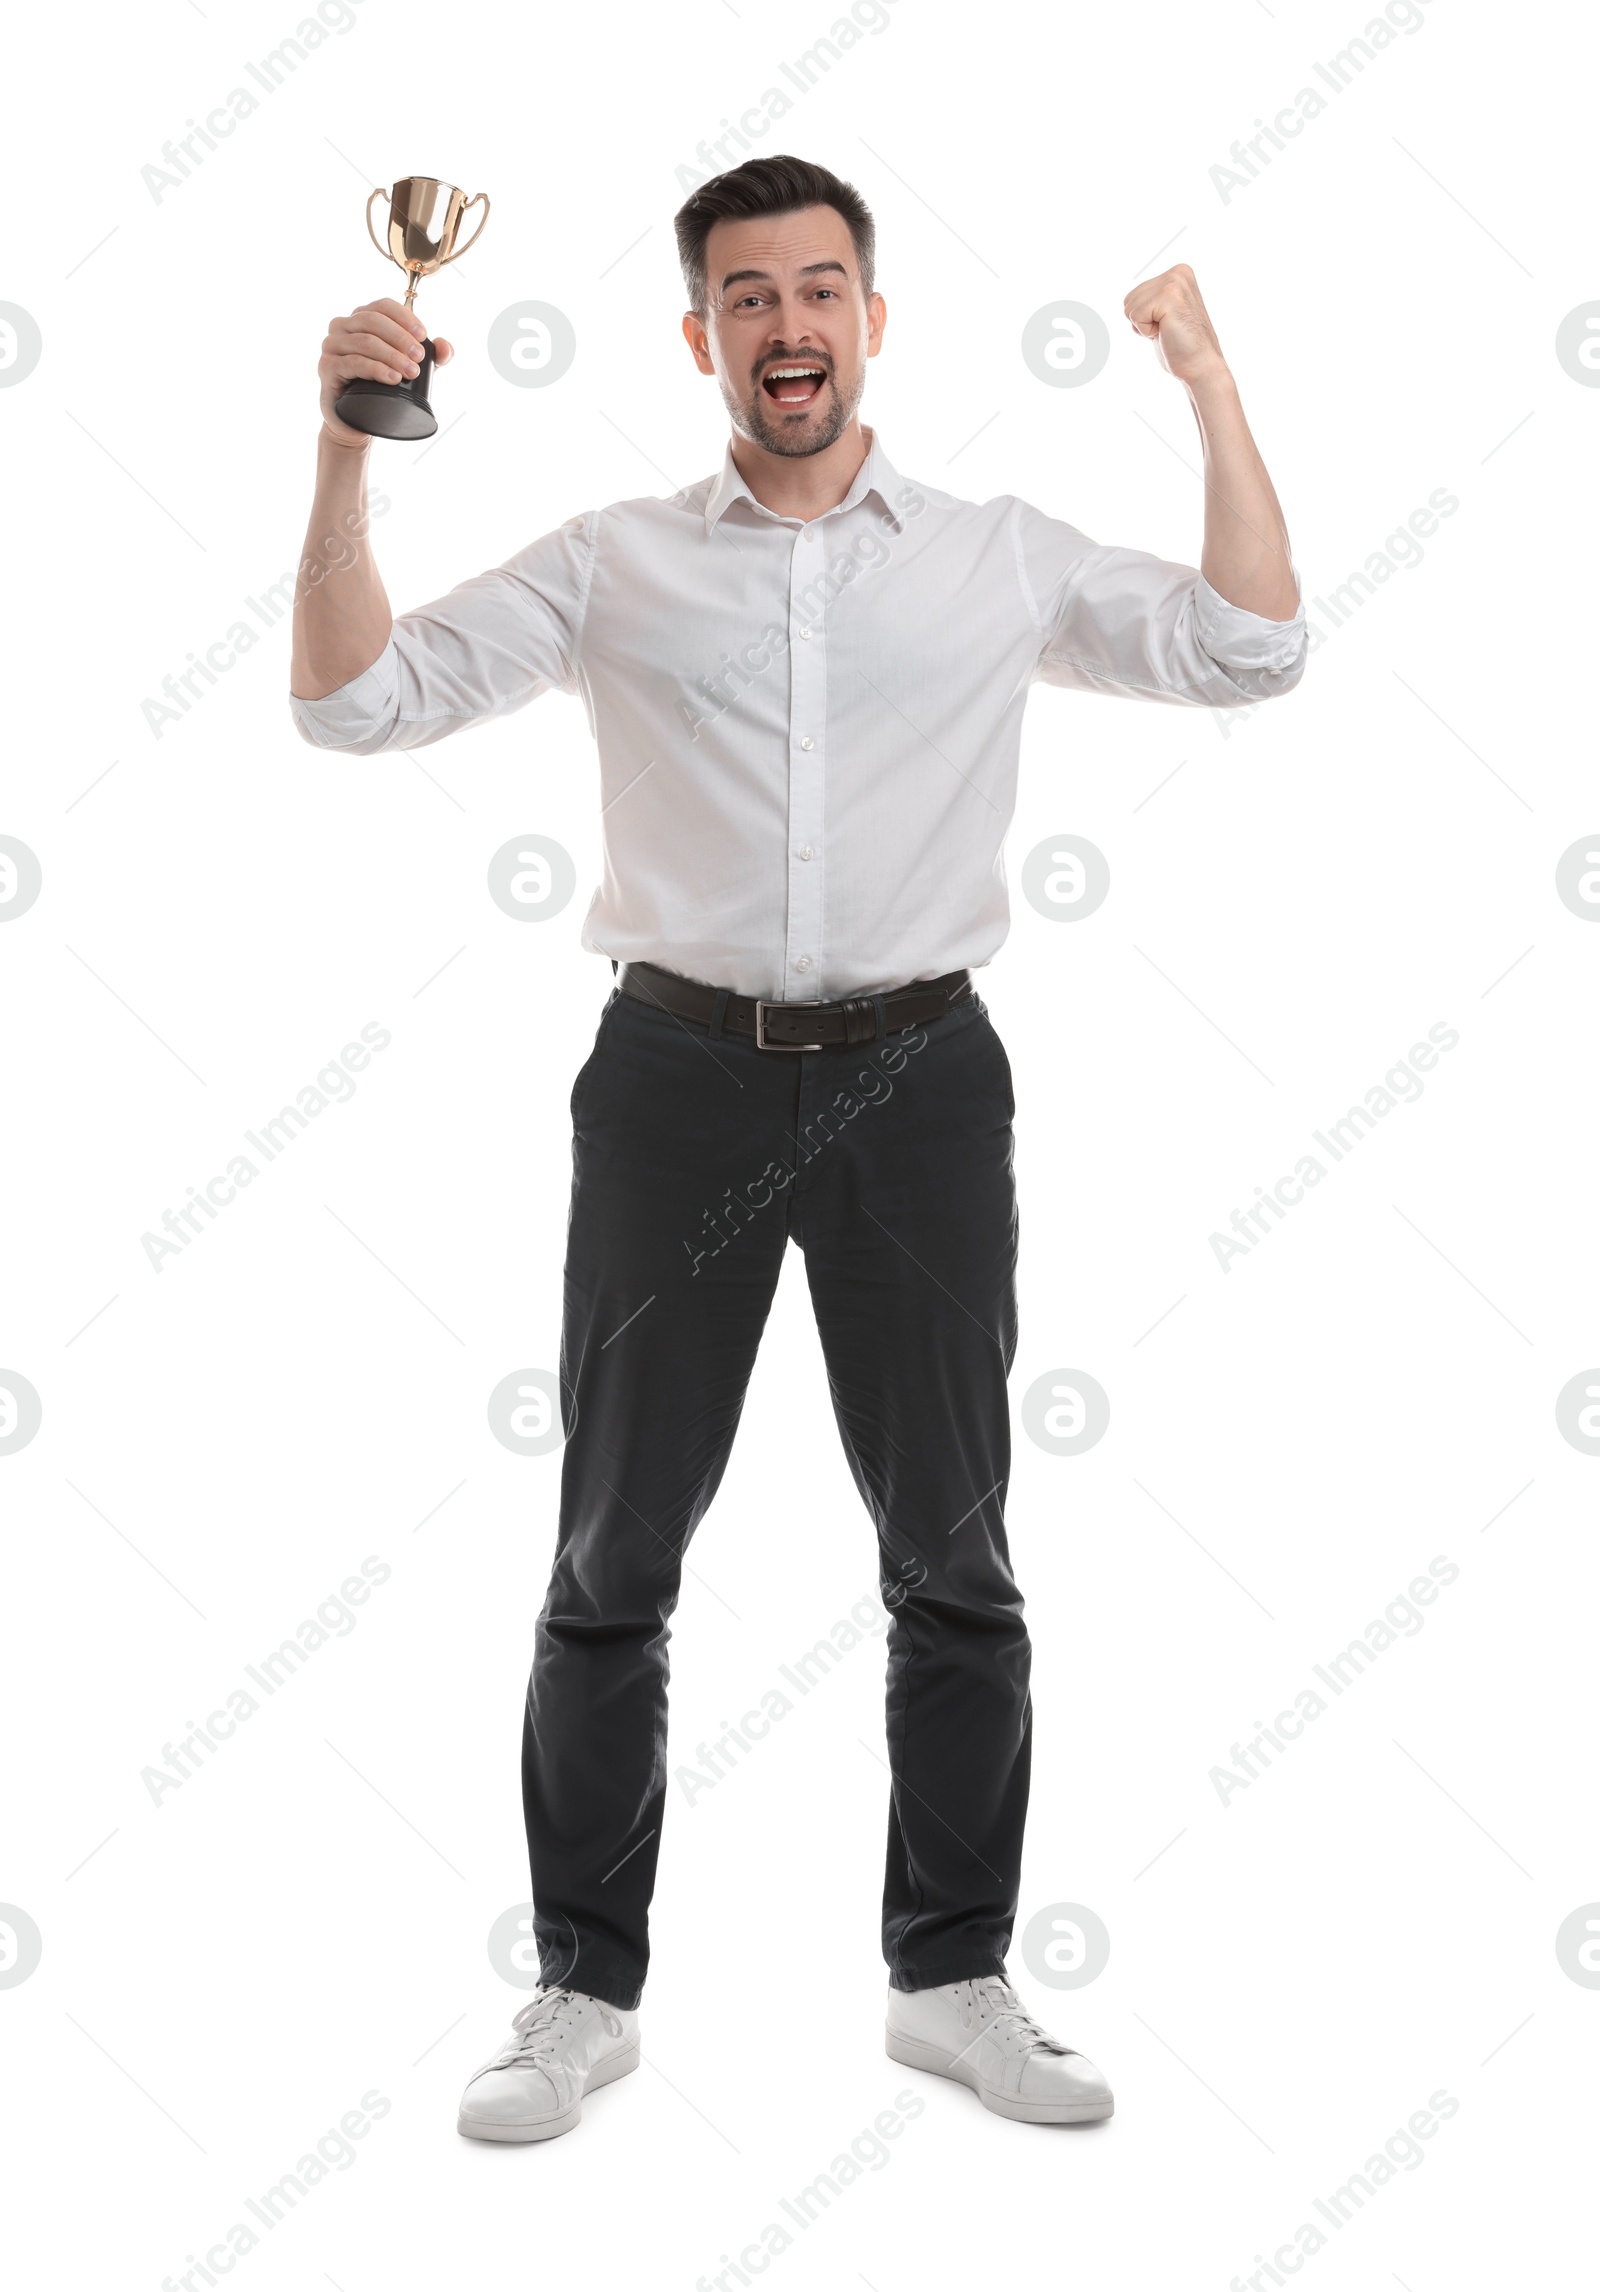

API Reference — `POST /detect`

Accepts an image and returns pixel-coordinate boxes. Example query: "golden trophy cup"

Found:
[335,175,490,440]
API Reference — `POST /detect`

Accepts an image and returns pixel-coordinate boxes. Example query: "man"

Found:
[290,154,1305,2142]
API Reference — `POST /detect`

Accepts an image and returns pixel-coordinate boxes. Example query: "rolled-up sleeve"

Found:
[290,510,596,753]
[1013,499,1307,711]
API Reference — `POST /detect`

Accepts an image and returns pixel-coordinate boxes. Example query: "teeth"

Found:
[768,367,823,380]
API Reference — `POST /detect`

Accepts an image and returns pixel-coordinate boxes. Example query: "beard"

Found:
[722,354,865,458]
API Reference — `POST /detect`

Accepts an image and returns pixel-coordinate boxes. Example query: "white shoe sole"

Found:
[457,2040,640,2143]
[885,2028,1114,2123]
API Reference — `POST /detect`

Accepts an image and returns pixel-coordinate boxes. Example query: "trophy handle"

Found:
[438,191,490,267]
[364,187,393,264]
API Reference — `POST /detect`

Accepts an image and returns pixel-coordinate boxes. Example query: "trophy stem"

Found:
[403,273,422,311]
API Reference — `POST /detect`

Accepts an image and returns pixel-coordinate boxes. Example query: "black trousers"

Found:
[521,981,1030,2010]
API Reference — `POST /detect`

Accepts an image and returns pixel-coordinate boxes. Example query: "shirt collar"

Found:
[702,426,907,538]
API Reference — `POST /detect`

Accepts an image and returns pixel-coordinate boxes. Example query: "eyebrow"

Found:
[718,259,850,294]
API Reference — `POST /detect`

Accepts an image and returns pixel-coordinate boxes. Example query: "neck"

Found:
[729,418,871,523]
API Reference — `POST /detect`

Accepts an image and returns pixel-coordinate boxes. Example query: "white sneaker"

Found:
[886,1975,1114,2124]
[457,1985,640,2142]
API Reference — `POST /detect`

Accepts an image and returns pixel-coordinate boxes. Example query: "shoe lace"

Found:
[496,1985,622,2069]
[965,1976,1072,2055]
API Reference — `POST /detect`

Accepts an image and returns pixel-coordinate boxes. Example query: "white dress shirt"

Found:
[291,429,1307,1000]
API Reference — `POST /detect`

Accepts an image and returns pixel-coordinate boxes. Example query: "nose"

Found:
[768,300,819,345]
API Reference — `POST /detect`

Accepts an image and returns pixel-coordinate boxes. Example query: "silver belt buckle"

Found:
[754,998,826,1051]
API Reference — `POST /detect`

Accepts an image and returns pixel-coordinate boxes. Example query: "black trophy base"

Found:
[335,339,438,439]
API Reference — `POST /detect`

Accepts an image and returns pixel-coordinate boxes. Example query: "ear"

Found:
[681,310,716,376]
[865,292,887,361]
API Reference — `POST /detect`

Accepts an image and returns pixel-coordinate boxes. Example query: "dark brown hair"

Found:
[674,154,876,315]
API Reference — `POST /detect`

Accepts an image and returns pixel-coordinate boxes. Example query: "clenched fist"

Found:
[1122,264,1228,388]
[319,298,455,446]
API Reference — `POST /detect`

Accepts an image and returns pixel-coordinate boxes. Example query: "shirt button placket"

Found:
[784,521,827,998]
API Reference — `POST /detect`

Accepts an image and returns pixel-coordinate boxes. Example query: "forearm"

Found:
[289,433,394,700]
[1184,365,1299,621]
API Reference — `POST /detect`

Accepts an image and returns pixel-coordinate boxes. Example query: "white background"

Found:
[2,0,1595,2284]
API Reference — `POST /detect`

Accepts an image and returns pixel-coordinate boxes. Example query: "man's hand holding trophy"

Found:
[318,175,489,445]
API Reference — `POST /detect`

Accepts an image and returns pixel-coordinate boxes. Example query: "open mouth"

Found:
[761,363,828,408]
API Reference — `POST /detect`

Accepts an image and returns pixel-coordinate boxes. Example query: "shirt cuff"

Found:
[288,637,400,748]
[1192,566,1307,674]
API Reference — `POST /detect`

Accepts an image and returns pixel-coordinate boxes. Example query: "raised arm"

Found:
[286,305,593,758]
[1122,263,1298,622]
[289,298,448,700]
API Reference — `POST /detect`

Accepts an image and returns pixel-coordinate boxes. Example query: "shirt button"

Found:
[803,528,816,543]
[795,956,813,972]
[799,736,814,751]
[798,844,814,860]
[797,626,811,640]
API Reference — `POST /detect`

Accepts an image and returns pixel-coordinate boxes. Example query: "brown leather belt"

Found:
[616,959,973,1050]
